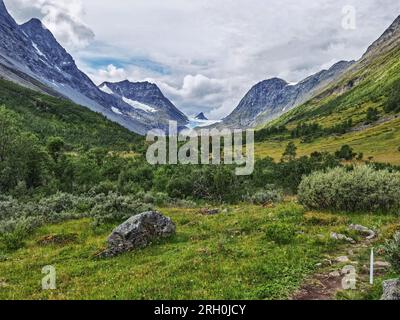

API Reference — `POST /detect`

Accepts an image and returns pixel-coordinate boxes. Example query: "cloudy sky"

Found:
[5,0,400,119]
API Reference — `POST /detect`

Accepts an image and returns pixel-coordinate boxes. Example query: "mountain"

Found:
[363,15,400,59]
[0,1,187,135]
[195,112,208,120]
[267,14,400,129]
[252,14,400,164]
[99,80,188,125]
[0,78,143,150]
[222,61,354,128]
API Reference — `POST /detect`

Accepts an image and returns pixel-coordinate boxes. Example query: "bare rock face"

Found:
[381,279,400,300]
[102,211,176,257]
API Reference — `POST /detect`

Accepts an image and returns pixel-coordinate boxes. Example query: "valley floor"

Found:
[0,203,398,300]
[255,117,400,164]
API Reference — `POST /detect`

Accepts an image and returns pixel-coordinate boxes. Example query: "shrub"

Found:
[298,166,400,212]
[366,108,379,123]
[264,223,296,244]
[245,188,283,205]
[383,232,400,272]
[0,223,29,252]
[335,145,356,160]
[384,80,400,113]
[90,193,153,226]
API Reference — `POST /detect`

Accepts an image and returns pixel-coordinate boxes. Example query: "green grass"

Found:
[253,38,400,165]
[0,203,398,300]
[255,116,400,164]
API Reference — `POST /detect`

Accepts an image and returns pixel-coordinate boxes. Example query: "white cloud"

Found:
[6,0,94,49]
[96,64,127,83]
[6,0,400,119]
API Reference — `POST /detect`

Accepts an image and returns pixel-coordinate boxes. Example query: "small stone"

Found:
[315,263,323,268]
[381,279,400,300]
[329,271,341,278]
[0,280,8,288]
[336,256,350,263]
[374,261,391,269]
[322,259,333,266]
[200,208,220,215]
[331,232,356,244]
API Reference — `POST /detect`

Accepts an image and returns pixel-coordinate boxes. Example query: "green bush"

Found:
[335,145,356,160]
[0,224,29,252]
[245,188,283,205]
[383,232,400,272]
[264,223,296,244]
[90,193,153,226]
[298,166,400,212]
[384,80,400,113]
[0,193,153,248]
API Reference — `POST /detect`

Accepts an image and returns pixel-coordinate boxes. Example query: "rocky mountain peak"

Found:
[195,112,208,120]
[364,15,400,58]
[99,80,188,124]
[22,18,45,29]
[222,61,353,128]
[0,0,7,14]
[0,0,16,26]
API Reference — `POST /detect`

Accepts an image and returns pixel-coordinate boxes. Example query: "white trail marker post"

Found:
[370,248,374,285]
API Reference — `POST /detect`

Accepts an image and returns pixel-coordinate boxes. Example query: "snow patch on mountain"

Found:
[32,42,46,58]
[99,84,114,95]
[111,106,123,115]
[122,97,157,113]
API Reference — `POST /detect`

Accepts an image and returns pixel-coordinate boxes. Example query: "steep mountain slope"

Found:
[99,80,188,125]
[267,14,400,129]
[254,14,400,164]
[0,1,187,134]
[222,61,353,128]
[0,78,143,150]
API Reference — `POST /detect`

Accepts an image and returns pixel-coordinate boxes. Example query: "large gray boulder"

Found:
[381,279,400,300]
[102,211,176,257]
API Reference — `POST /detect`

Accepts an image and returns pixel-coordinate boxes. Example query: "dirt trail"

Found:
[291,238,385,300]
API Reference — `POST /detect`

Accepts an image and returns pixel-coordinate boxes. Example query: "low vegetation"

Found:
[0,203,398,300]
[298,166,400,212]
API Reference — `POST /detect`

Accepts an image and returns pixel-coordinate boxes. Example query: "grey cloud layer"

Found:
[7,0,400,118]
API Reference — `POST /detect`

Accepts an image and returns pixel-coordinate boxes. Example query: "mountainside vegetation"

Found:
[254,40,400,164]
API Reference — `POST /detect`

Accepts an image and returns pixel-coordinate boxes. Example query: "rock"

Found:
[374,261,391,270]
[335,256,350,263]
[322,259,333,266]
[200,208,220,215]
[103,211,176,257]
[331,232,356,244]
[349,224,376,240]
[381,279,400,300]
[0,279,8,288]
[329,271,341,278]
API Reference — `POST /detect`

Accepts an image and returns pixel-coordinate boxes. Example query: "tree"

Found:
[335,145,356,161]
[0,106,18,162]
[46,137,65,163]
[282,142,297,161]
[366,108,379,123]
[384,80,400,113]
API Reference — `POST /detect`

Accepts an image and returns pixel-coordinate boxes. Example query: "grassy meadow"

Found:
[0,203,398,300]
